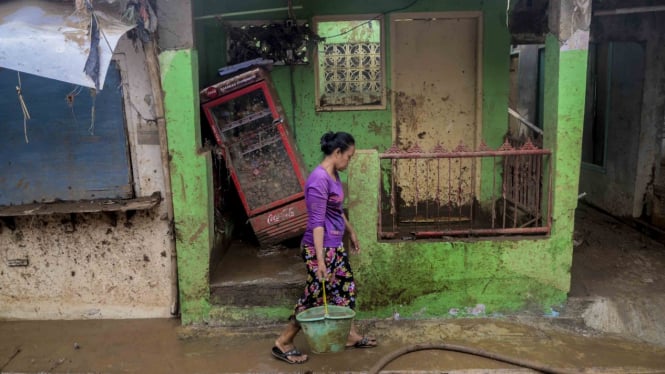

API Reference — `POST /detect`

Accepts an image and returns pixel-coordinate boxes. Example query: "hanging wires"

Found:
[317,0,419,40]
[66,85,84,126]
[15,72,31,143]
[287,0,295,20]
[89,88,97,135]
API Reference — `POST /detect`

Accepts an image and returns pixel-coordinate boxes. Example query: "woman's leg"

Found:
[326,246,377,347]
[272,245,320,363]
[273,320,308,363]
[293,244,327,314]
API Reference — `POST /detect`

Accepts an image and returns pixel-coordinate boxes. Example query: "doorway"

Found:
[390,12,483,222]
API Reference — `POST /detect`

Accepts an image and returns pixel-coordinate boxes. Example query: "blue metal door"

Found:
[0,62,132,205]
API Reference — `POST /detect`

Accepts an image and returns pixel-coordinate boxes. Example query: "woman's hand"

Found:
[316,259,327,282]
[350,231,360,254]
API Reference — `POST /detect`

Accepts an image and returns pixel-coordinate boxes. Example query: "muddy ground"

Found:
[567,203,665,346]
[570,203,665,299]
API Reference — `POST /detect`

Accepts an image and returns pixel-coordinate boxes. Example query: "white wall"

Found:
[0,36,176,320]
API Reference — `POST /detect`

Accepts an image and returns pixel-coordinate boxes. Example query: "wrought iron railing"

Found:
[379,138,552,240]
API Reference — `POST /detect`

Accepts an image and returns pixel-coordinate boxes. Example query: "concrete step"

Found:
[209,242,305,307]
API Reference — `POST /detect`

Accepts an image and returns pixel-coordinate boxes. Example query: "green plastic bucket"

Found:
[296,305,355,353]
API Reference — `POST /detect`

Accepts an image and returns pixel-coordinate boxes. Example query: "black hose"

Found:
[368,343,581,374]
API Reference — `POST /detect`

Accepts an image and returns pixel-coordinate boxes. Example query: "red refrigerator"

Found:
[201,67,308,245]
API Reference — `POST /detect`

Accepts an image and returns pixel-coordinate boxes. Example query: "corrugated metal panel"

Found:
[0,0,135,89]
[0,62,132,206]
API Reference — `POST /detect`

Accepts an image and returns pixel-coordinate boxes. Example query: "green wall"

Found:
[540,34,589,297]
[160,50,214,324]
[182,0,588,323]
[346,150,569,318]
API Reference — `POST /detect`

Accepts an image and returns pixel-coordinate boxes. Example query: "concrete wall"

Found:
[160,49,214,324]
[0,36,176,320]
[579,11,665,219]
[155,0,216,324]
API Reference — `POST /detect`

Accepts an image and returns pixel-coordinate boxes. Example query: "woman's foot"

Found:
[346,335,378,348]
[273,339,308,364]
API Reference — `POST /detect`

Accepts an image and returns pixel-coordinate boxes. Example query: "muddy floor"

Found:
[568,203,665,346]
[570,203,665,299]
[2,317,665,373]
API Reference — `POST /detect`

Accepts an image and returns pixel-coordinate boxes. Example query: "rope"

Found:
[322,278,329,317]
[89,89,97,135]
[16,72,30,143]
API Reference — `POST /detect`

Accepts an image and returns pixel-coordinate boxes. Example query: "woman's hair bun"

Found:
[320,131,335,146]
[320,131,355,156]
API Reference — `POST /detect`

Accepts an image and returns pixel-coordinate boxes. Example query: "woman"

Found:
[271,131,377,365]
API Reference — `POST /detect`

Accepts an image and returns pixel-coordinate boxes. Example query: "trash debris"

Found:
[467,304,486,316]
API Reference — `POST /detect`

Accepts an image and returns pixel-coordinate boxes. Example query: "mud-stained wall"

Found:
[578,12,665,219]
[190,1,587,325]
[0,36,175,320]
[347,151,571,317]
[185,0,583,325]
[160,49,214,324]
[0,212,172,319]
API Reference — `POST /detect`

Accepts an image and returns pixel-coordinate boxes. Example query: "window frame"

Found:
[313,14,386,112]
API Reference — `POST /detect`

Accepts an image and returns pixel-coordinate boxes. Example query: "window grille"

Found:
[314,17,385,110]
[379,138,552,240]
[321,42,382,106]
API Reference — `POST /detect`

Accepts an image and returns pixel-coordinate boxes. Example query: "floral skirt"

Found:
[292,244,356,317]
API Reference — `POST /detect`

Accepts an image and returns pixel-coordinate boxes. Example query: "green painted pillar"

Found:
[161,50,213,324]
[542,1,590,289]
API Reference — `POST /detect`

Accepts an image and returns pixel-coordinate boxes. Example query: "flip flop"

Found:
[271,346,308,364]
[347,336,378,349]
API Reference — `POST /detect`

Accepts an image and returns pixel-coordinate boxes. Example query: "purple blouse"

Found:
[301,165,346,248]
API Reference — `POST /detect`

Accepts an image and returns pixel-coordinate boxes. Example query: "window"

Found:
[314,16,385,111]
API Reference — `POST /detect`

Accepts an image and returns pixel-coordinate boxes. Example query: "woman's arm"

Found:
[344,213,360,253]
[306,174,329,281]
[313,226,326,281]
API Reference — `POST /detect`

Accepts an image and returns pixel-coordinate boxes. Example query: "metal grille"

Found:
[321,42,381,106]
[379,138,552,240]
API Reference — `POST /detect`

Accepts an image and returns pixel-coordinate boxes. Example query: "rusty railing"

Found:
[379,138,552,240]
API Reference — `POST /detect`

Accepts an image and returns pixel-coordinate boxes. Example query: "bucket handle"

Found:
[322,279,329,317]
